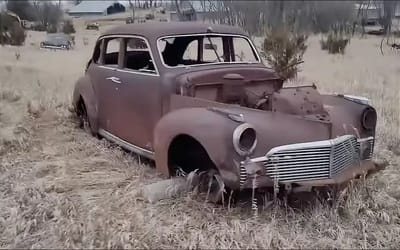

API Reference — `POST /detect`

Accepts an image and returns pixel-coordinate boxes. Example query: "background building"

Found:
[68,1,126,17]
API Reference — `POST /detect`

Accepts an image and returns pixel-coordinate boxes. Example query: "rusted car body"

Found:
[72,22,381,197]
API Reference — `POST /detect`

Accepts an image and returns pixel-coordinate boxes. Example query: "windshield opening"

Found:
[157,34,260,68]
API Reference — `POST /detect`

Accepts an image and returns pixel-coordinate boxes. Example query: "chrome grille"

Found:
[260,135,374,183]
[265,146,331,182]
[331,136,359,176]
[359,137,374,160]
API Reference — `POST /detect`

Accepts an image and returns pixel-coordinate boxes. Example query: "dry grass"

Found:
[0,27,399,248]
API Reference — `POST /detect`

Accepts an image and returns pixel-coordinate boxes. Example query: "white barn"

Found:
[68,1,126,17]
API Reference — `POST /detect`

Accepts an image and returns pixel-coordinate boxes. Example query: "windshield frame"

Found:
[156,33,262,69]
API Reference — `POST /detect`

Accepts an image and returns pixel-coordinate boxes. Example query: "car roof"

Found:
[101,21,248,40]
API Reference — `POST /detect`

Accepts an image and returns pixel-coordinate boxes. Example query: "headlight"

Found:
[233,123,257,156]
[361,107,377,130]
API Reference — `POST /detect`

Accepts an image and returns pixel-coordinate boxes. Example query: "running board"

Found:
[98,128,155,160]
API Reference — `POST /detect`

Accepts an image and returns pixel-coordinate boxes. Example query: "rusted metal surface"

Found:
[72,22,381,195]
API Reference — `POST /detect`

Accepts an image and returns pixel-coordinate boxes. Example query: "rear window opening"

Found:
[158,34,260,67]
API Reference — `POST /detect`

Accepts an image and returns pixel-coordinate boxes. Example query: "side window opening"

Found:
[123,37,156,74]
[202,37,224,62]
[232,37,259,62]
[92,40,101,64]
[104,38,120,66]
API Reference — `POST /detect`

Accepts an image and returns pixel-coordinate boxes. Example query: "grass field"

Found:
[0,24,399,248]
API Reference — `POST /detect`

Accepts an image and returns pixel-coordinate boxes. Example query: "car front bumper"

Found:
[238,135,384,192]
[40,44,70,50]
[240,159,385,192]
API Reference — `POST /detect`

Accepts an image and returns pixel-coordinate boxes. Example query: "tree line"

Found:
[4,0,63,31]
[172,0,398,37]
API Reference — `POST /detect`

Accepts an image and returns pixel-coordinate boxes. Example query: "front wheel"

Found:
[175,167,234,204]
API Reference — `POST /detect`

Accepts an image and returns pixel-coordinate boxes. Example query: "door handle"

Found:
[106,76,122,84]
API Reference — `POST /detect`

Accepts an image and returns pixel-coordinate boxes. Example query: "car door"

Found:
[115,36,162,153]
[88,37,123,136]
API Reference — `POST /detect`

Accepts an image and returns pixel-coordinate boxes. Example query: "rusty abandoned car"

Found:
[72,22,382,201]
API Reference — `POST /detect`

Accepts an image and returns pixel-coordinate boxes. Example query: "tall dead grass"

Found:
[0,30,399,248]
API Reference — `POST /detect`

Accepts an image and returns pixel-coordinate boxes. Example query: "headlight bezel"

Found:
[361,107,377,130]
[233,123,257,156]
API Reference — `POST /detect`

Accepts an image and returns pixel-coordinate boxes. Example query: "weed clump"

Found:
[9,22,26,46]
[320,24,351,54]
[62,20,75,34]
[262,27,308,81]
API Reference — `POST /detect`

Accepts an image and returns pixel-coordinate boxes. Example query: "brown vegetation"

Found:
[0,27,399,248]
[320,35,350,54]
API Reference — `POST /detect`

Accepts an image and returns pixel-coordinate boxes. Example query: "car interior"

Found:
[102,38,156,72]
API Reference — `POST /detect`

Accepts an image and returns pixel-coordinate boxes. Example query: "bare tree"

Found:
[6,0,35,21]
[382,0,397,43]
[128,0,135,22]
[31,1,62,31]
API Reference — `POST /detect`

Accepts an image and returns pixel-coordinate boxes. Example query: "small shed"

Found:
[68,1,126,17]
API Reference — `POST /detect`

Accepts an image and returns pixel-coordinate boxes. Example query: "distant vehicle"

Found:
[126,17,134,24]
[40,33,74,50]
[145,13,155,20]
[20,20,35,30]
[367,28,384,36]
[86,22,99,30]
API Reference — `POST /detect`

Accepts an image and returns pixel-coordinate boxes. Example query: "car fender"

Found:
[72,75,99,133]
[153,107,243,189]
[321,94,376,138]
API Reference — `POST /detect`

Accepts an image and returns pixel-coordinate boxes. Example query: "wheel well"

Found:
[168,134,217,176]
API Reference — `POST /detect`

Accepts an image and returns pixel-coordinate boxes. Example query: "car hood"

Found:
[174,65,283,93]
[210,106,330,156]
[206,98,372,159]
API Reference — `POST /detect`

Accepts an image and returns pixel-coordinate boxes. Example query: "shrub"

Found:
[9,22,26,46]
[32,23,46,32]
[62,20,75,34]
[320,24,351,54]
[312,1,355,33]
[262,27,308,81]
[46,25,57,33]
[0,13,26,46]
[145,13,155,20]
[320,35,349,54]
